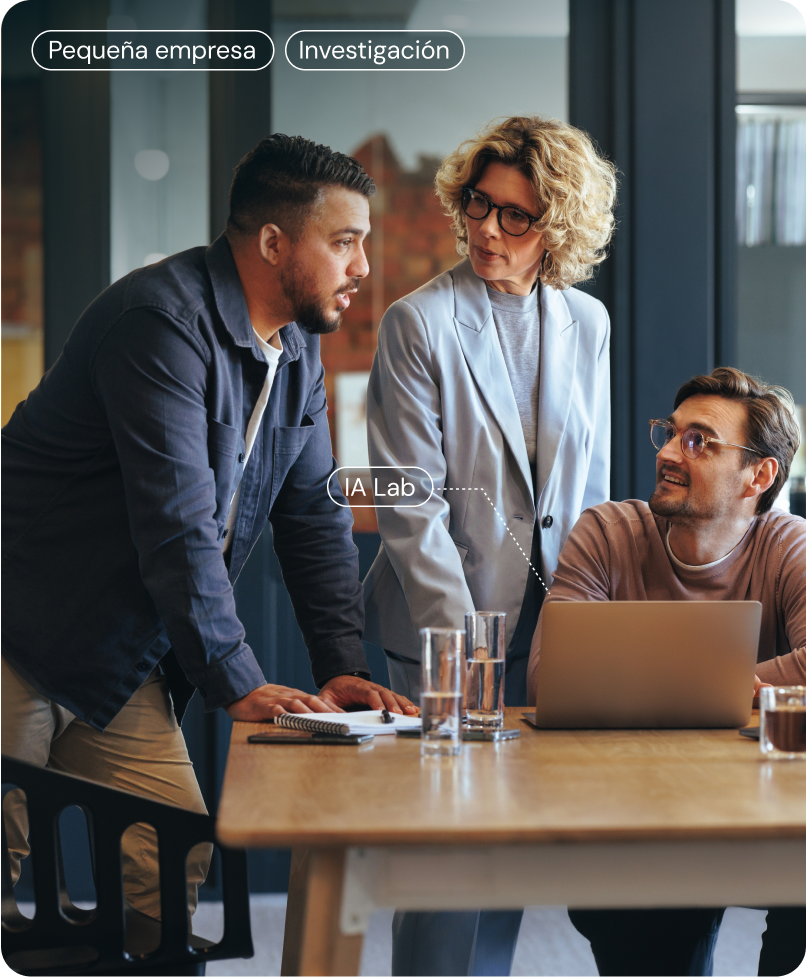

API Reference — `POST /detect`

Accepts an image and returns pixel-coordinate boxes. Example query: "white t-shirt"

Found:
[223,329,283,552]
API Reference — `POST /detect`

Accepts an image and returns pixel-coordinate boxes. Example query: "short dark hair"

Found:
[673,366,801,514]
[226,134,375,241]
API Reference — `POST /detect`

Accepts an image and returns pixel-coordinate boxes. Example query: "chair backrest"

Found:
[1,756,253,974]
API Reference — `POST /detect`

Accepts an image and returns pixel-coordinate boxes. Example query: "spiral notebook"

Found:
[275,710,421,736]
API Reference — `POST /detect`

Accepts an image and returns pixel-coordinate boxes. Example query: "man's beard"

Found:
[648,489,698,521]
[648,464,723,523]
[280,259,358,336]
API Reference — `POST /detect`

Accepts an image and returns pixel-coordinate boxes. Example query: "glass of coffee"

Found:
[760,686,806,760]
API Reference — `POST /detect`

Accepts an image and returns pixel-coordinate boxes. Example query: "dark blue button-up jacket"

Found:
[1,235,368,730]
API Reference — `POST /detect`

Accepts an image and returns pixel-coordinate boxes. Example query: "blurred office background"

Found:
[2,0,805,956]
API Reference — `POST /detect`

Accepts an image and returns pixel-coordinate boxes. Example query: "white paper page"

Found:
[310,709,421,735]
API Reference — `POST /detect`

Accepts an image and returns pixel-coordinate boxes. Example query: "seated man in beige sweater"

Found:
[528,366,805,977]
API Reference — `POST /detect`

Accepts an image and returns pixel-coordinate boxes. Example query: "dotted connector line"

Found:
[441,486,548,593]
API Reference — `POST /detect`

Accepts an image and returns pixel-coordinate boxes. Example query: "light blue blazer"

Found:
[363,257,610,659]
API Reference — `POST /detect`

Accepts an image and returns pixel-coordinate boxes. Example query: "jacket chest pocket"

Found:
[207,418,245,524]
[270,415,315,506]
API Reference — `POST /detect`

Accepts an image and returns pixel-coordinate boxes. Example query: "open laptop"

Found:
[532,601,762,728]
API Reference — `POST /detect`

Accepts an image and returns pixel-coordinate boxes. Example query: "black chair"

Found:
[1,757,253,976]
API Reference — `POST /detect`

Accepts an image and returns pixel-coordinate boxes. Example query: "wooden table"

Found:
[216,709,806,976]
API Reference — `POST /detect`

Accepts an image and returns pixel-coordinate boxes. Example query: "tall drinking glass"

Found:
[465,611,507,728]
[420,628,464,757]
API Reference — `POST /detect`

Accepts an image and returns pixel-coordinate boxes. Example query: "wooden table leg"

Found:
[281,847,310,976]
[281,846,364,977]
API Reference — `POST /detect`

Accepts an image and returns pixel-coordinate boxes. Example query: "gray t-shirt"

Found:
[486,284,540,465]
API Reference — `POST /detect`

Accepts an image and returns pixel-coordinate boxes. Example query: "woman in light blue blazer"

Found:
[363,116,617,977]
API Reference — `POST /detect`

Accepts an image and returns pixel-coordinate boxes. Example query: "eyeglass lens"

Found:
[682,429,705,457]
[462,190,531,236]
[651,422,705,458]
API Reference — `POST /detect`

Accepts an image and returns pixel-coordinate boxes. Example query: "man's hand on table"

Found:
[319,674,419,715]
[225,683,343,721]
[752,673,773,710]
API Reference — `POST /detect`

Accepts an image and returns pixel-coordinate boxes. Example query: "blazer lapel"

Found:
[451,259,534,503]
[536,285,579,503]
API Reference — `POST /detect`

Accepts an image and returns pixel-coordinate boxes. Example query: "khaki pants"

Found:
[1,656,211,919]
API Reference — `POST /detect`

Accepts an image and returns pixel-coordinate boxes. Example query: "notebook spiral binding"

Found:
[275,713,351,736]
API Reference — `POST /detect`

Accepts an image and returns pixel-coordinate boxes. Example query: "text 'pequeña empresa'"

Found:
[32,30,274,70]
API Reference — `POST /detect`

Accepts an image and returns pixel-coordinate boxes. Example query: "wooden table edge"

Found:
[216,823,806,849]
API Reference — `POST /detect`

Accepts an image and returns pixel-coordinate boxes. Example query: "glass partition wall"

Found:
[109,0,209,281]
[736,1,806,515]
[736,103,806,514]
[1,22,44,426]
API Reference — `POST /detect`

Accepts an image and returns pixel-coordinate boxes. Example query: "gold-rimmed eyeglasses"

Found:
[649,419,763,460]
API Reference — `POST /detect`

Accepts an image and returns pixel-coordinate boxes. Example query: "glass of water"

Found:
[420,628,464,757]
[465,611,507,728]
[760,686,806,760]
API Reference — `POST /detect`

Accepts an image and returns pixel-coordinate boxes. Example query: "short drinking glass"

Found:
[760,686,806,760]
[465,612,507,728]
[420,628,464,757]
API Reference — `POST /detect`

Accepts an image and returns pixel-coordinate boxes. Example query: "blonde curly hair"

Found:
[435,116,617,291]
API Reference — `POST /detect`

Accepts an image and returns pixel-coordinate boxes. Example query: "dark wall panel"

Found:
[41,0,111,367]
[208,0,273,240]
[570,0,737,502]
[631,3,718,497]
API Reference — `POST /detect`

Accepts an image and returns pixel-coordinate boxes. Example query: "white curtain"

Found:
[737,116,806,246]
[775,120,806,246]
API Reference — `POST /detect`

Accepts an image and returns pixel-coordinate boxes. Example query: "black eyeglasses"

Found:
[461,187,540,237]
[649,419,763,460]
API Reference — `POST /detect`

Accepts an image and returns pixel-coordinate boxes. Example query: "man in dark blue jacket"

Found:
[1,135,415,919]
